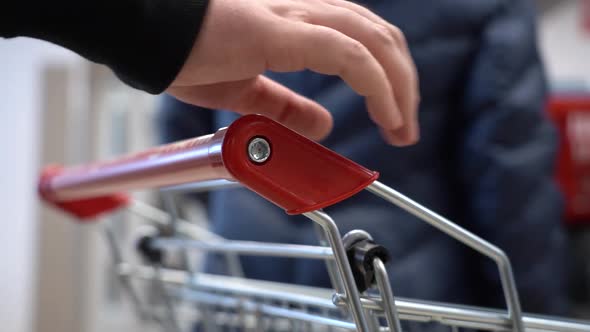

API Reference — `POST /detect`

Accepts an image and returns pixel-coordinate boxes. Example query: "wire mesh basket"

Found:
[39,115,590,332]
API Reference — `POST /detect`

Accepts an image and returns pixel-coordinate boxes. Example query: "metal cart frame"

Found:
[39,115,590,332]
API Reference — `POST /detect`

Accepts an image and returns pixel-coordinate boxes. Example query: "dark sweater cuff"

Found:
[1,0,210,94]
[113,0,210,94]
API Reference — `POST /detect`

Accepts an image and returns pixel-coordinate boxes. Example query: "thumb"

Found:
[167,76,333,141]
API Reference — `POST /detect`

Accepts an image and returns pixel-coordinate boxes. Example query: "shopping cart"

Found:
[38,114,590,332]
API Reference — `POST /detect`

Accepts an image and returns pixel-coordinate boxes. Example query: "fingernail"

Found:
[380,128,405,146]
[380,126,420,147]
[379,128,395,145]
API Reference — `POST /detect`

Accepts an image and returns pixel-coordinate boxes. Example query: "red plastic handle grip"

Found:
[222,115,379,214]
[39,115,378,218]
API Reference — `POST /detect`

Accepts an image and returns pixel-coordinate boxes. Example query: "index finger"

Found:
[323,0,420,143]
[266,22,404,131]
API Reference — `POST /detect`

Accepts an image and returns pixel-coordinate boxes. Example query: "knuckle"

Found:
[389,25,403,38]
[285,8,313,22]
[389,25,407,47]
[240,79,267,110]
[276,99,297,124]
[374,24,395,46]
[344,40,370,65]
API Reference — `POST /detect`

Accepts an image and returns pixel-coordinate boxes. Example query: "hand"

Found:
[167,0,420,146]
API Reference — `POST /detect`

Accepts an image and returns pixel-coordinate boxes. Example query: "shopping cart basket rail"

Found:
[117,266,590,332]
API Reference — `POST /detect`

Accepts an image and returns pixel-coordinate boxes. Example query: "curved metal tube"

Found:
[303,210,371,332]
[366,181,524,332]
[374,258,402,332]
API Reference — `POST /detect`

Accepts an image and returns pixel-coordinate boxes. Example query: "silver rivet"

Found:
[248,137,271,163]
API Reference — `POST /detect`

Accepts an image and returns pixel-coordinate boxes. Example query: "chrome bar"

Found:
[261,305,355,330]
[373,258,402,332]
[160,179,241,194]
[365,308,383,332]
[121,266,590,332]
[366,181,524,332]
[174,288,357,330]
[151,238,334,259]
[152,265,181,332]
[102,224,148,321]
[189,275,337,310]
[314,222,346,299]
[41,129,230,201]
[161,193,180,235]
[160,192,198,278]
[128,200,245,277]
[129,200,221,241]
[121,265,335,309]
[303,210,371,332]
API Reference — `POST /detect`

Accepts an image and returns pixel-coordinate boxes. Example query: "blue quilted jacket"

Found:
[157,0,569,318]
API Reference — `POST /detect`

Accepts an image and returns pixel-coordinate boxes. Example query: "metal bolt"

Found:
[247,137,271,163]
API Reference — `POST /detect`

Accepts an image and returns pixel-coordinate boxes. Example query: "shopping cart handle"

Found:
[38,115,379,218]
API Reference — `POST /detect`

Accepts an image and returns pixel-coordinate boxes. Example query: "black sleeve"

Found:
[1,0,209,94]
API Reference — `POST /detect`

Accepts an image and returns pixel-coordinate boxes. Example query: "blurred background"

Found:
[0,1,589,332]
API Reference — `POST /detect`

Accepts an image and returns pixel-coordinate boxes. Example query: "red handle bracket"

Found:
[222,115,379,215]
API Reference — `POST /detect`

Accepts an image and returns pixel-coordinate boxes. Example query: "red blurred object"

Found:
[548,95,590,225]
[39,165,130,220]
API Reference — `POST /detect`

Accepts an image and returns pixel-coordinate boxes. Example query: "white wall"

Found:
[538,0,590,89]
[0,38,79,332]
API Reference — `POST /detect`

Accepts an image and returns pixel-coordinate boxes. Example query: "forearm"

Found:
[1,0,209,93]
